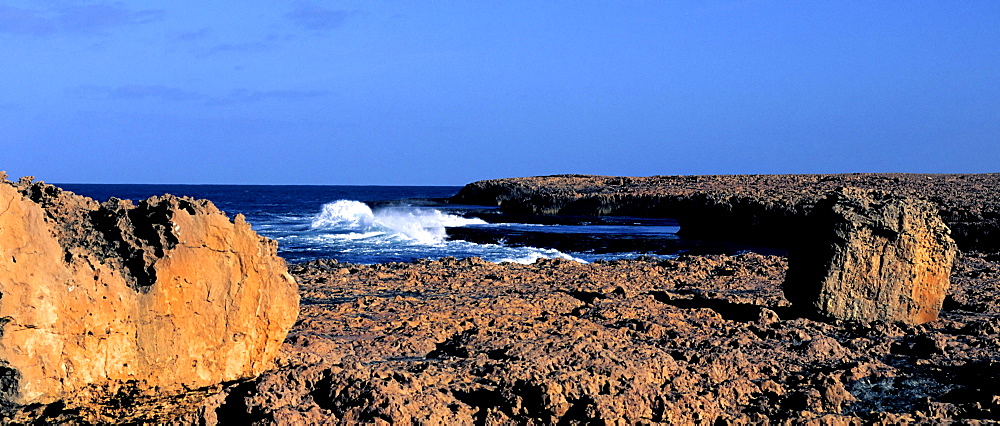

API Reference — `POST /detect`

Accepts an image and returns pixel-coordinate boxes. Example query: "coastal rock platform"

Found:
[5,173,999,424]
[185,252,1000,424]
[451,173,1000,252]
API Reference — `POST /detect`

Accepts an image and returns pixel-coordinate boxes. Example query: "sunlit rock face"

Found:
[0,177,299,405]
[785,187,958,324]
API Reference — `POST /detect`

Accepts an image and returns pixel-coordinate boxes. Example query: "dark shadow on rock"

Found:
[427,328,479,359]
[453,388,508,426]
[648,291,798,322]
[215,380,264,425]
[560,290,606,305]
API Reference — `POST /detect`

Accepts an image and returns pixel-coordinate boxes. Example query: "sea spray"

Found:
[297,199,587,263]
[311,200,376,230]
[56,185,677,265]
[310,199,487,244]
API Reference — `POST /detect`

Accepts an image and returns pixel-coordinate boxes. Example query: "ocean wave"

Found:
[309,199,486,244]
[290,201,583,263]
[313,231,387,241]
[310,200,375,229]
[495,249,586,264]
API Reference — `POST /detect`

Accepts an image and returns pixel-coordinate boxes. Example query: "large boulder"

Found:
[784,187,957,324]
[0,177,299,406]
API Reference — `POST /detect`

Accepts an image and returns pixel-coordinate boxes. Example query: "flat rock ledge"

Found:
[0,177,299,411]
[451,173,1000,252]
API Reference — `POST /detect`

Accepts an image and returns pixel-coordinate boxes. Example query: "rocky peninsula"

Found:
[2,173,999,424]
[451,173,1000,252]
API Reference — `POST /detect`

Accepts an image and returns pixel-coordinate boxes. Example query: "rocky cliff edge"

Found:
[451,173,1000,252]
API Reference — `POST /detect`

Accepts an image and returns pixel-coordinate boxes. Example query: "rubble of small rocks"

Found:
[0,178,298,422]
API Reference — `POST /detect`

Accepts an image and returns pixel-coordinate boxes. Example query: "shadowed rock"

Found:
[784,187,958,324]
[451,173,1000,252]
[0,177,299,406]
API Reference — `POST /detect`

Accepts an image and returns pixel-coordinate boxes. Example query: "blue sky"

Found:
[2,1,998,185]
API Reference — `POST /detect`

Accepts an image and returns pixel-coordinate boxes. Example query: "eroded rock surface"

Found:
[5,173,999,424]
[0,178,299,412]
[785,188,958,324]
[167,253,1000,424]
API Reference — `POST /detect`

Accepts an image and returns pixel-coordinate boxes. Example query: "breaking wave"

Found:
[284,199,587,264]
[310,200,487,244]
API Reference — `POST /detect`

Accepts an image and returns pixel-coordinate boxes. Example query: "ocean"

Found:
[58,184,690,264]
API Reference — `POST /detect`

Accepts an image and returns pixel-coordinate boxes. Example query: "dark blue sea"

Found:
[58,184,693,264]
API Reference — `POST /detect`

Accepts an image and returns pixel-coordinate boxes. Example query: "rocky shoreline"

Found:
[2,173,999,424]
[42,255,996,423]
[451,173,1000,252]
[193,174,998,424]
[194,252,999,424]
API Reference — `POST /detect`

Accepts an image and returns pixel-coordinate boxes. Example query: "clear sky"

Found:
[2,1,998,185]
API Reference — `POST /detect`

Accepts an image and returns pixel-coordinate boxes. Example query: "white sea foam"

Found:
[311,200,375,229]
[310,200,487,244]
[285,200,594,264]
[496,249,586,264]
[314,231,386,241]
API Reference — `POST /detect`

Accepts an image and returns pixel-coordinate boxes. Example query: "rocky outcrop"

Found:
[166,253,1000,424]
[784,188,958,324]
[451,173,1000,252]
[0,177,299,407]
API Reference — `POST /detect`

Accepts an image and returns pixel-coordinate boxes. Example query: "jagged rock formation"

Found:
[165,253,1000,424]
[0,177,299,407]
[784,188,958,324]
[451,173,1000,252]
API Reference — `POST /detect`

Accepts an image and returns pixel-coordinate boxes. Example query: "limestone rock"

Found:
[0,178,299,406]
[784,187,957,324]
[181,252,1000,424]
[451,173,1000,252]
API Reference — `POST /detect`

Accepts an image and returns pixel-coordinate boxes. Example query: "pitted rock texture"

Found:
[785,188,958,324]
[0,178,299,407]
[169,253,1000,425]
[4,173,999,424]
[451,173,1000,252]
[10,253,1000,423]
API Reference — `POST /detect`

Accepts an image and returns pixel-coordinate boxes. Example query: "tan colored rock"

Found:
[785,187,957,324]
[160,251,1000,424]
[0,179,298,405]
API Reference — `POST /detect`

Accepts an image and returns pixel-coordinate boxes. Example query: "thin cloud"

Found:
[110,85,205,101]
[286,2,355,31]
[67,85,328,105]
[205,41,271,55]
[199,34,290,56]
[0,3,164,36]
[68,85,206,101]
[0,6,56,35]
[211,89,329,105]
[171,27,212,42]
